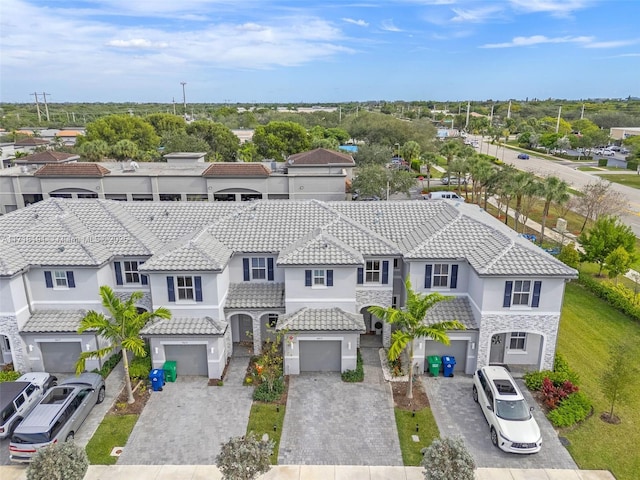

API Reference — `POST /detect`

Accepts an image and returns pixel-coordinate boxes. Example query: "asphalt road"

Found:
[471,136,640,236]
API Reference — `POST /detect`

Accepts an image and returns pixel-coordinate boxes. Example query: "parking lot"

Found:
[424,374,577,469]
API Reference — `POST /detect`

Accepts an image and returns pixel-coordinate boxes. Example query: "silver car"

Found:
[9,373,105,463]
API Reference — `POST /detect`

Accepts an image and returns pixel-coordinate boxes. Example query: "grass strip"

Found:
[246,402,286,465]
[394,407,439,466]
[85,414,138,465]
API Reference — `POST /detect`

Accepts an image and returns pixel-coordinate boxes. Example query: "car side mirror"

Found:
[530,406,534,412]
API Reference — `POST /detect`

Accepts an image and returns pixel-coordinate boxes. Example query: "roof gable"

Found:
[277,228,364,265]
[202,163,270,177]
[287,148,355,166]
[15,151,79,164]
[34,163,110,177]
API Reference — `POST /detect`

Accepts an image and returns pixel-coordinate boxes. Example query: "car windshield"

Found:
[495,399,531,421]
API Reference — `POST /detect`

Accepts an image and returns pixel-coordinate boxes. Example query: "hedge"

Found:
[341,349,364,382]
[577,272,640,324]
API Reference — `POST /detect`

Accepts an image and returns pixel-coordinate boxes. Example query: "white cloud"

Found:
[481,35,593,48]
[106,38,168,49]
[584,39,640,49]
[380,19,402,32]
[508,0,592,16]
[342,17,369,27]
[451,6,503,23]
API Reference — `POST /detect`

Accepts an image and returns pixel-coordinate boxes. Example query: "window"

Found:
[54,271,68,288]
[305,269,333,287]
[512,281,531,306]
[243,257,274,281]
[123,261,140,284]
[177,276,194,300]
[509,332,527,351]
[433,264,449,287]
[393,258,399,268]
[313,269,326,286]
[251,258,267,280]
[365,260,381,283]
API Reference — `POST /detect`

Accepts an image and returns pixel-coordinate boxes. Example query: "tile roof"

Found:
[15,138,49,146]
[55,131,83,137]
[141,316,228,335]
[425,296,478,330]
[0,242,28,276]
[34,163,111,177]
[277,229,364,265]
[287,148,355,166]
[202,163,270,177]
[15,151,80,164]
[276,307,365,332]
[21,310,90,333]
[225,283,285,309]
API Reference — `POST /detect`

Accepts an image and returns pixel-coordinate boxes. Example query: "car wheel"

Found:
[66,432,74,442]
[97,386,106,404]
[490,427,498,447]
[472,385,478,403]
[8,419,21,436]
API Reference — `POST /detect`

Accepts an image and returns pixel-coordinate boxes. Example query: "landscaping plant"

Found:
[27,441,88,480]
[421,437,475,480]
[216,432,274,480]
[601,342,635,423]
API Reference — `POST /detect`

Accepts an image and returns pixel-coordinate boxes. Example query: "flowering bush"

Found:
[541,377,579,410]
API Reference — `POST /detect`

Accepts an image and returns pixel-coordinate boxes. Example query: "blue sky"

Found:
[1,0,639,103]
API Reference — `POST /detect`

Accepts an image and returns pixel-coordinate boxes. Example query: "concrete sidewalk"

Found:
[0,465,616,480]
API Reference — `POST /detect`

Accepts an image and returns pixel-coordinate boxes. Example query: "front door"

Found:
[489,333,506,364]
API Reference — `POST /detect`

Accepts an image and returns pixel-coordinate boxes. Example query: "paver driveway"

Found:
[117,355,253,465]
[424,375,578,469]
[278,347,403,466]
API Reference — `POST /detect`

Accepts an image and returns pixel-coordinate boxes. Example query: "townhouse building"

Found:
[0,197,576,379]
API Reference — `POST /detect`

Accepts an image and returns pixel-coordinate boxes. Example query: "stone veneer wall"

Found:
[0,316,27,371]
[477,313,560,371]
[114,290,153,312]
[356,288,393,348]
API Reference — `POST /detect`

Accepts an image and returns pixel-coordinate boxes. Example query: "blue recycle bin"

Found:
[149,368,165,392]
[441,356,456,377]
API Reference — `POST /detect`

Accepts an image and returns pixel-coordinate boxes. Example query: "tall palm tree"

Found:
[539,176,570,245]
[368,279,465,400]
[510,171,537,232]
[77,286,171,404]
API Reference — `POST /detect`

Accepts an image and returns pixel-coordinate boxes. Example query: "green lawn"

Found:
[246,402,286,464]
[85,414,138,465]
[394,407,439,466]
[559,282,640,480]
[596,173,640,189]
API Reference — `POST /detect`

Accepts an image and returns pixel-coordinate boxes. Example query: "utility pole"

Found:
[72,112,76,123]
[42,92,51,122]
[180,82,187,118]
[580,103,585,120]
[465,101,470,130]
[31,92,42,123]
[555,106,562,134]
[172,97,176,115]
[490,104,494,127]
[507,100,512,119]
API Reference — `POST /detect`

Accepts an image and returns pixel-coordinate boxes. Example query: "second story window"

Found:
[365,260,381,283]
[432,264,449,287]
[503,280,541,308]
[424,264,458,289]
[124,261,140,284]
[251,258,267,280]
[54,270,68,288]
[512,281,531,305]
[305,269,333,287]
[313,269,326,286]
[167,275,202,302]
[177,276,194,300]
[243,257,275,281]
[45,270,76,289]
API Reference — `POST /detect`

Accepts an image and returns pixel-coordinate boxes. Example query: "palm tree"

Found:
[510,171,537,232]
[368,279,465,400]
[539,176,570,245]
[77,286,171,404]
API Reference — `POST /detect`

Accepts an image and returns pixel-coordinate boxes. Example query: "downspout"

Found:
[21,270,34,316]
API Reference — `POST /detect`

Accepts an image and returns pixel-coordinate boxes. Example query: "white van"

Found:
[423,192,465,202]
[0,373,57,439]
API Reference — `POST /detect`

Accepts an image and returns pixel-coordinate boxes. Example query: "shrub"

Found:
[27,441,89,480]
[92,351,123,378]
[541,377,579,410]
[548,391,592,427]
[598,158,608,167]
[524,353,580,391]
[558,243,580,268]
[253,377,284,402]
[421,437,475,480]
[216,432,274,480]
[0,370,21,382]
[341,349,364,382]
[626,160,638,171]
[128,354,152,380]
[578,272,640,324]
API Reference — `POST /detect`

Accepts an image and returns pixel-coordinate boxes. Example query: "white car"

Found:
[602,149,615,156]
[472,366,542,454]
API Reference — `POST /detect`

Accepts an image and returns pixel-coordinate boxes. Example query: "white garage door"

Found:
[424,340,468,373]
[40,341,82,373]
[164,344,208,376]
[299,341,341,372]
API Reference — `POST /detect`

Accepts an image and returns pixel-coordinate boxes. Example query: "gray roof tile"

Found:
[425,296,478,329]
[21,310,90,333]
[276,307,365,332]
[277,229,363,265]
[225,283,285,309]
[141,316,227,335]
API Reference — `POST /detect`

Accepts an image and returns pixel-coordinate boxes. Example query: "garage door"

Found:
[424,340,467,373]
[299,340,341,372]
[40,342,82,373]
[164,344,208,376]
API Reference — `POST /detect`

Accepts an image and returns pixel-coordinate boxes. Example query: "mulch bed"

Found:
[392,380,430,410]
[109,381,151,416]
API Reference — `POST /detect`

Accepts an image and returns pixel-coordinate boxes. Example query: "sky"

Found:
[0,0,639,104]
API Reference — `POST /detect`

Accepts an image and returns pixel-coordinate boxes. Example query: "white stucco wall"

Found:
[284,266,357,313]
[28,267,103,311]
[480,277,567,312]
[148,271,224,319]
[228,255,284,283]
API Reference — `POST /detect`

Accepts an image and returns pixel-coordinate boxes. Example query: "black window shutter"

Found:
[450,265,458,289]
[44,271,53,288]
[327,270,333,286]
[195,276,203,302]
[267,258,274,281]
[243,258,250,281]
[167,276,175,302]
[114,262,123,285]
[424,264,432,288]
[382,261,389,284]
[503,281,513,307]
[305,270,312,287]
[141,274,148,286]
[357,267,363,284]
[532,281,542,308]
[66,271,75,288]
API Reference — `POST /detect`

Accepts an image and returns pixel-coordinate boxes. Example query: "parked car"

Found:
[517,153,530,160]
[620,148,630,154]
[423,191,465,202]
[9,373,105,463]
[440,176,467,185]
[472,366,542,454]
[602,149,615,156]
[0,372,57,439]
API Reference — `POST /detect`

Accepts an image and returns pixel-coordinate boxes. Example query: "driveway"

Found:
[424,375,577,469]
[117,354,253,465]
[278,346,403,466]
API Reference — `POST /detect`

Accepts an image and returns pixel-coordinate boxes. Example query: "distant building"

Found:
[610,127,640,140]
